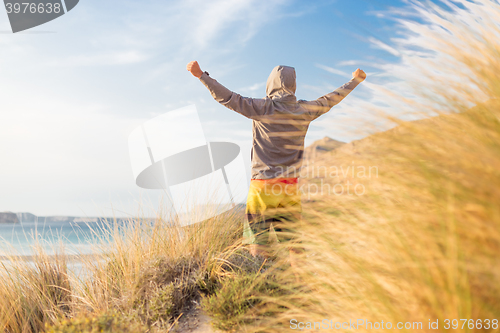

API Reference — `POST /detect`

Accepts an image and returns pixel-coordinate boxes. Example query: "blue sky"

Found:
[0,0,443,217]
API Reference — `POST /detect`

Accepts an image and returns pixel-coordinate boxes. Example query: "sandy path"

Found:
[173,309,222,333]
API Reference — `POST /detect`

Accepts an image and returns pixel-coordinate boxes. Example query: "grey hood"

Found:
[266,65,297,103]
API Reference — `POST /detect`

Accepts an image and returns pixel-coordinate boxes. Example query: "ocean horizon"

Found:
[0,219,118,257]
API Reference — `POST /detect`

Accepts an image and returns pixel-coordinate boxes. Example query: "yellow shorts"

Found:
[244,178,302,245]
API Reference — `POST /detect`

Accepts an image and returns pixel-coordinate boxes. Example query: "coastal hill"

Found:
[15,212,37,223]
[0,212,19,224]
[304,106,489,163]
[303,136,345,161]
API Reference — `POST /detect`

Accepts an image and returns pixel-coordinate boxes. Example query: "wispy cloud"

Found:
[48,51,151,67]
[315,64,351,78]
[169,0,291,51]
[368,36,401,56]
[238,82,266,96]
[336,60,358,67]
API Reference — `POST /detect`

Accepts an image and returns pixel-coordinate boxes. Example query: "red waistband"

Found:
[251,178,298,185]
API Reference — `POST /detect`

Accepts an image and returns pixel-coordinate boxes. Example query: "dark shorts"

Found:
[244,178,302,245]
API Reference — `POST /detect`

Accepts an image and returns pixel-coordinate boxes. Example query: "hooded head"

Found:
[266,65,297,102]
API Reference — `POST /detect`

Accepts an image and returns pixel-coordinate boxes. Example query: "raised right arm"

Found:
[187,61,272,119]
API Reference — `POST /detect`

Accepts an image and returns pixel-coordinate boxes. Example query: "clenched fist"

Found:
[187,61,203,78]
[352,68,367,81]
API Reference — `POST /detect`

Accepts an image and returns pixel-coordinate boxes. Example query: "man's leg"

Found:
[273,183,302,245]
[246,212,273,257]
[274,183,303,276]
[245,180,275,258]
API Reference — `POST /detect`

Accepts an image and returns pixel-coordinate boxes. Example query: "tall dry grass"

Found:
[0,250,72,332]
[252,0,500,332]
[0,202,246,332]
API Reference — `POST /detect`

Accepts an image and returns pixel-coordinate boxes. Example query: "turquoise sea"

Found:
[0,220,117,257]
